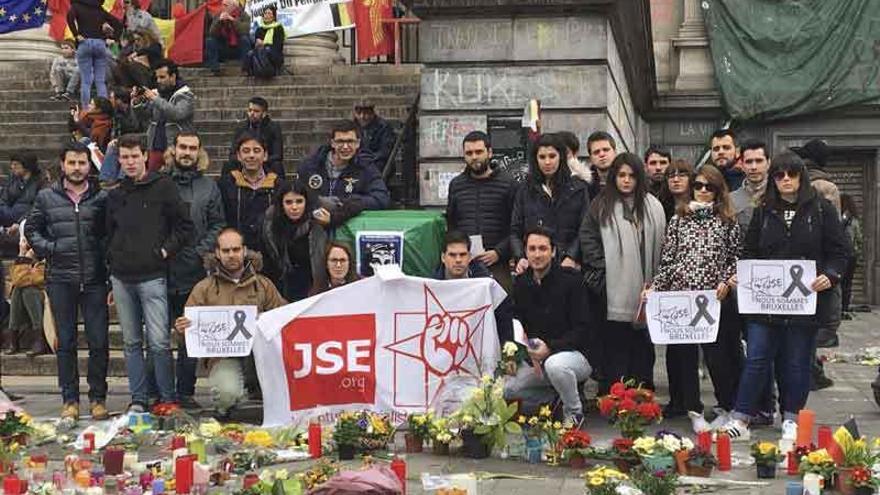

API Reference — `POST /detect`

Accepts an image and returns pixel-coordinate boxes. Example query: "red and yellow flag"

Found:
[154,4,206,65]
[354,0,393,61]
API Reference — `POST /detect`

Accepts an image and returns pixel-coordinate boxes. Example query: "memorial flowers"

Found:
[799,448,837,482]
[597,381,662,439]
[454,375,521,456]
[558,429,592,468]
[583,465,628,495]
[406,411,432,452]
[495,341,526,377]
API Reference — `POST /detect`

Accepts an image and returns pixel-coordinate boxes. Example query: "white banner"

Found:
[184,306,258,357]
[245,0,354,39]
[646,290,720,344]
[254,267,506,426]
[736,259,817,315]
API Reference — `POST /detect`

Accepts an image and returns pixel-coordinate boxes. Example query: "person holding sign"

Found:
[646,164,742,429]
[721,152,848,442]
[174,228,286,418]
[579,153,666,393]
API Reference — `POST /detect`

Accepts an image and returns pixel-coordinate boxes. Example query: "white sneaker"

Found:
[708,410,730,431]
[781,419,798,441]
[689,411,711,433]
[720,418,751,442]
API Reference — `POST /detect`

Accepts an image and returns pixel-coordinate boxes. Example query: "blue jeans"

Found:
[205,36,252,70]
[75,38,109,108]
[732,321,817,423]
[504,351,591,417]
[112,276,175,404]
[47,282,109,404]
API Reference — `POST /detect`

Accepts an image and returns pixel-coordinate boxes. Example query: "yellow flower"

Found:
[758,442,776,455]
[462,414,474,424]
[18,412,32,424]
[481,375,493,385]
[413,415,427,425]
[503,342,518,357]
[553,421,562,430]
[243,430,274,448]
[539,405,552,418]
[589,476,604,486]
[517,415,527,424]
[199,421,223,438]
[528,417,539,426]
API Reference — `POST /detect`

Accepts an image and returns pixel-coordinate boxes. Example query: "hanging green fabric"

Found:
[703,0,880,121]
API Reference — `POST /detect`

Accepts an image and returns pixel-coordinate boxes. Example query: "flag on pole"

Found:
[0,0,48,35]
[154,4,207,65]
[353,0,393,61]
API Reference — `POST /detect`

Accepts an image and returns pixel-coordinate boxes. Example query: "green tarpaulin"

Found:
[704,0,880,121]
[336,210,446,278]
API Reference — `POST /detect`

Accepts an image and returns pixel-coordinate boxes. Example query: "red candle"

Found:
[796,409,815,447]
[817,426,832,449]
[308,422,322,459]
[243,473,260,489]
[171,435,187,451]
[3,475,22,495]
[697,432,712,452]
[83,432,95,454]
[103,448,125,475]
[787,451,800,475]
[175,454,195,494]
[716,434,731,471]
[390,456,407,495]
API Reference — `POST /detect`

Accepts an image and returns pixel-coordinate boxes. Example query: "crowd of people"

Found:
[0,4,866,441]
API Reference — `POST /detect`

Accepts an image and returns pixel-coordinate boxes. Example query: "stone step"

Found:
[0,105,413,124]
[3,349,209,377]
[0,83,418,100]
[0,94,416,112]
[0,117,381,135]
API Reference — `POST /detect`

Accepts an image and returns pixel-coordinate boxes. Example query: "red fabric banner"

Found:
[168,4,207,65]
[354,0,393,61]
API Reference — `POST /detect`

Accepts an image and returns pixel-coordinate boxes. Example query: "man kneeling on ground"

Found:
[173,228,286,417]
[504,227,593,429]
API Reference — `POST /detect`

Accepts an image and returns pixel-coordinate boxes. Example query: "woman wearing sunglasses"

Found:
[721,152,848,441]
[647,164,742,429]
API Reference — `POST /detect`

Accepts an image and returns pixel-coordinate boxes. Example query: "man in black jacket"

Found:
[446,131,516,292]
[354,100,396,169]
[432,231,514,344]
[25,142,110,421]
[504,227,592,428]
[107,134,194,413]
[297,120,390,227]
[224,97,285,178]
[165,132,225,409]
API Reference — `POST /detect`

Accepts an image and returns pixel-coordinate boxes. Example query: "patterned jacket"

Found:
[652,206,741,291]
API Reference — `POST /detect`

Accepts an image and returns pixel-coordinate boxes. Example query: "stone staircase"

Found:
[0,61,422,377]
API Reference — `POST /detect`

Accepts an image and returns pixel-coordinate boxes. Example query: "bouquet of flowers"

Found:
[799,448,837,481]
[633,433,692,457]
[427,416,454,446]
[751,442,785,465]
[517,405,564,444]
[559,429,592,466]
[0,403,32,444]
[495,341,527,377]
[597,381,662,439]
[847,465,878,491]
[454,375,522,451]
[629,466,678,495]
[356,412,393,451]
[407,412,433,440]
[583,465,628,495]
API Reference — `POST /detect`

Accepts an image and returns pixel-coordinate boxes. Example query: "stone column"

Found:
[0,24,59,64]
[671,0,715,91]
[284,32,345,67]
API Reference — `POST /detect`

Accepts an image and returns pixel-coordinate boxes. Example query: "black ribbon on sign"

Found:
[782,265,811,297]
[226,310,252,341]
[688,295,716,326]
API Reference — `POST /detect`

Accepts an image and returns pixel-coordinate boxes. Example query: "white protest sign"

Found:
[245,0,354,40]
[184,306,258,358]
[736,259,817,315]
[646,290,720,344]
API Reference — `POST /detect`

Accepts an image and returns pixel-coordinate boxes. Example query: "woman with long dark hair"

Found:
[721,152,848,441]
[510,134,588,274]
[262,181,328,301]
[579,153,666,391]
[657,159,693,220]
[649,164,743,427]
[311,242,360,295]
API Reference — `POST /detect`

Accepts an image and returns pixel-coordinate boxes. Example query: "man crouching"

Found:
[173,227,286,417]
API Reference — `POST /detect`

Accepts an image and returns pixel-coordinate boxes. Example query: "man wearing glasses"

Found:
[297,120,390,227]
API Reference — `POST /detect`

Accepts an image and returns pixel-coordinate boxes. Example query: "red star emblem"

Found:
[384,284,492,410]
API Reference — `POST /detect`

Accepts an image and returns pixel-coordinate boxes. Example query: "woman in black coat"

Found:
[510,134,588,275]
[721,152,848,441]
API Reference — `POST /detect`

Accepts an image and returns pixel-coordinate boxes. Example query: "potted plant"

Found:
[838,436,874,495]
[358,412,393,452]
[0,441,21,481]
[582,465,628,495]
[684,447,717,477]
[333,413,362,460]
[632,433,690,473]
[405,412,432,453]
[629,466,678,495]
[559,429,593,469]
[454,376,522,459]
[597,381,662,439]
[751,442,784,479]
[846,465,878,495]
[799,448,838,487]
[0,405,32,447]
[495,342,527,377]
[427,417,454,455]
[656,432,693,473]
[609,438,641,473]
[518,405,564,464]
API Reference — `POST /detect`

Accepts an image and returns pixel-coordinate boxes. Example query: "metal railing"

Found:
[342,18,420,65]
[382,93,420,206]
